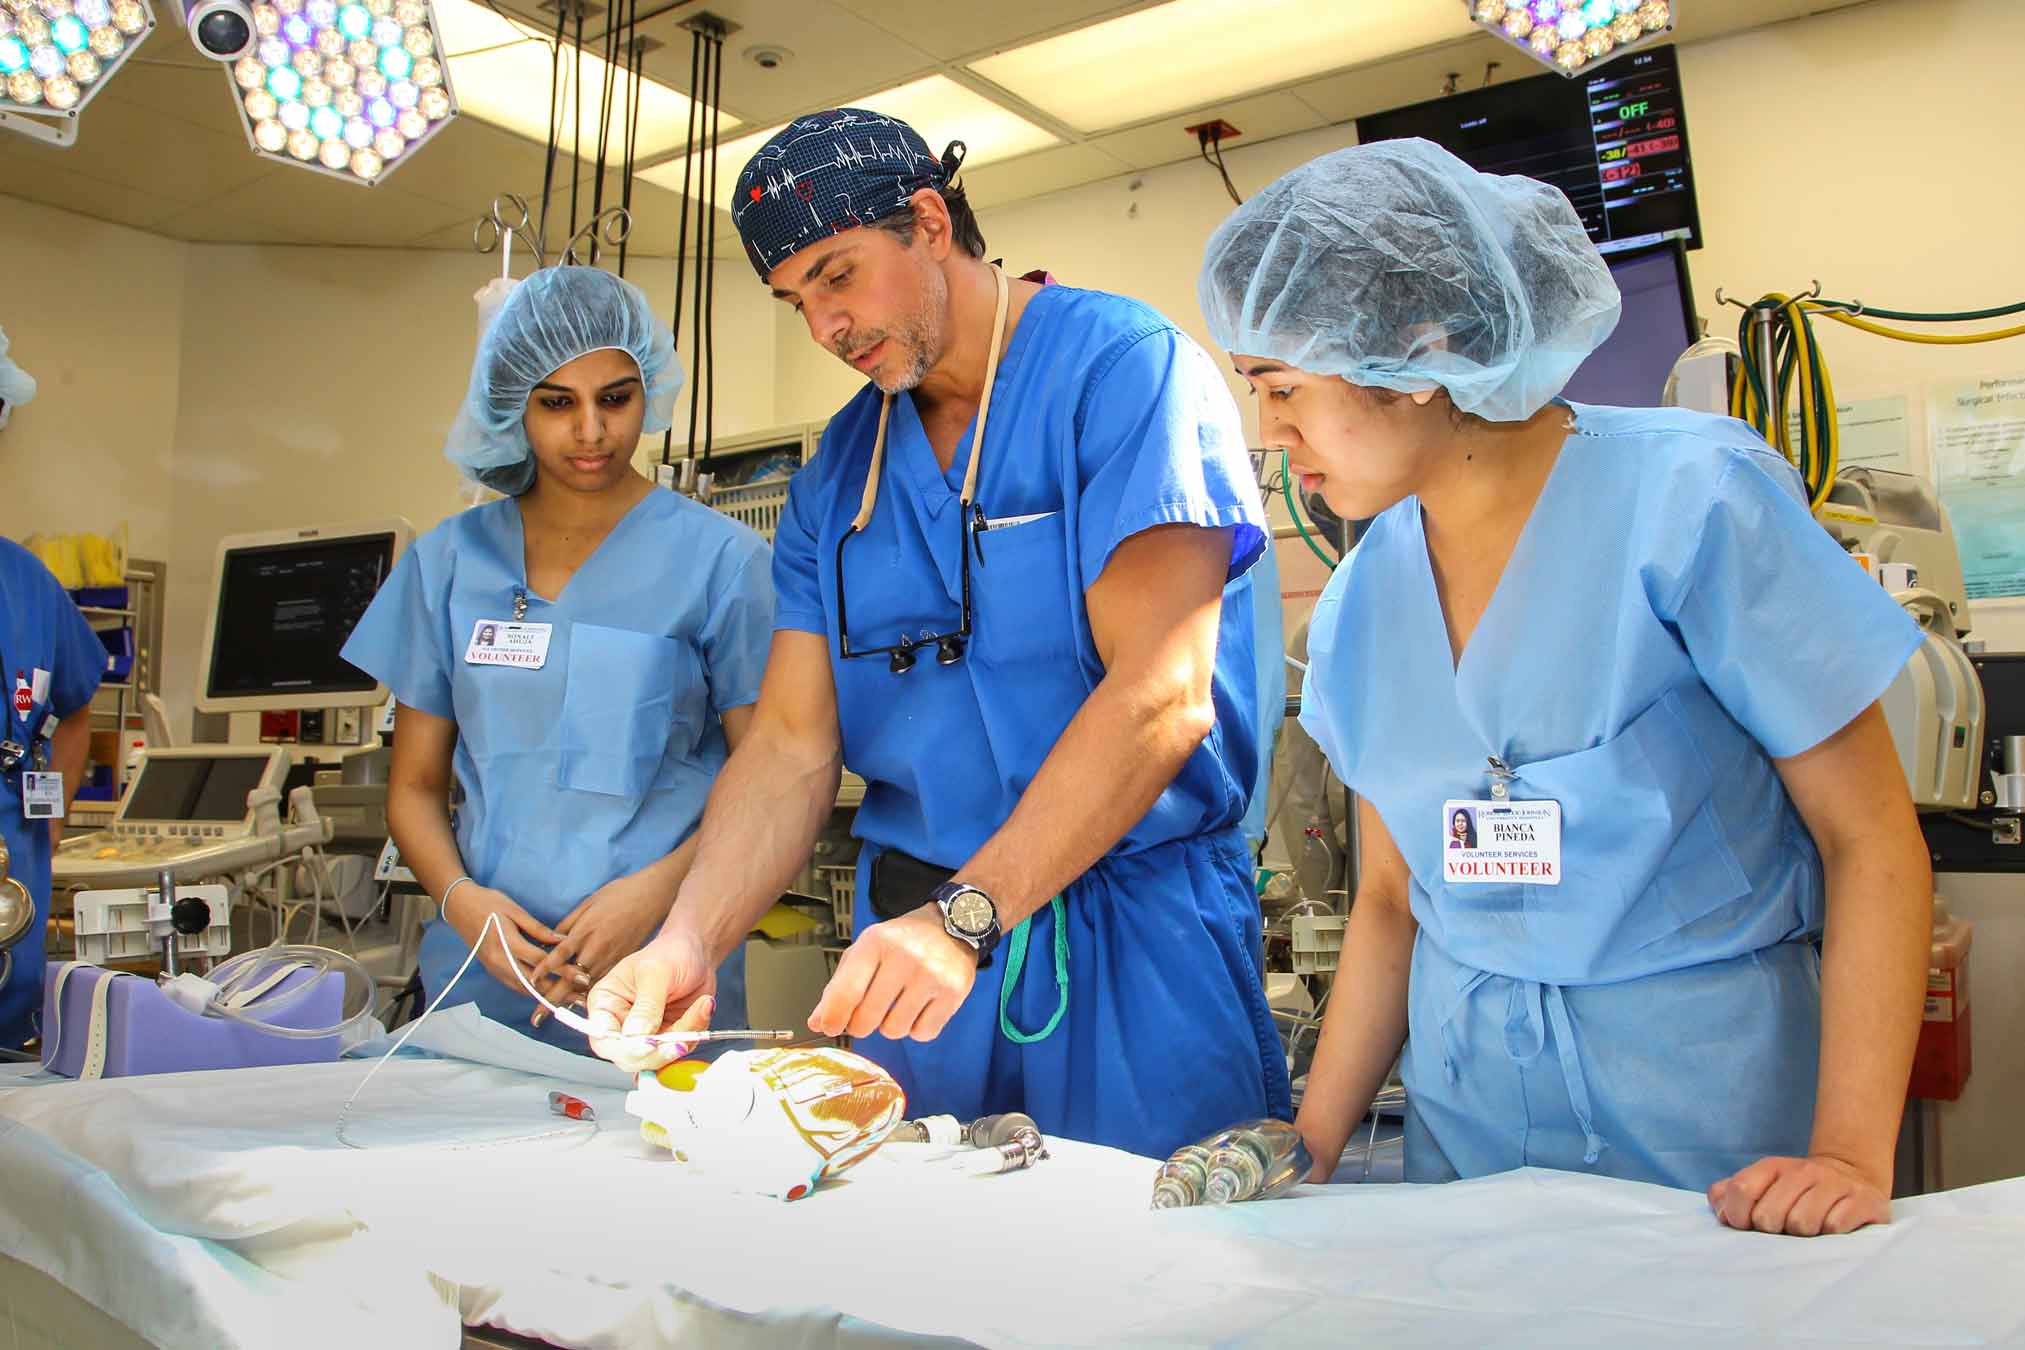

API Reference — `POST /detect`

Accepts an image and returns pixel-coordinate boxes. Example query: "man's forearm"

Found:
[665,723,842,963]
[952,669,1211,928]
[49,707,91,846]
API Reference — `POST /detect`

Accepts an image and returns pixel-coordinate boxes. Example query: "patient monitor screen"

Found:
[122,756,271,822]
[206,533,395,699]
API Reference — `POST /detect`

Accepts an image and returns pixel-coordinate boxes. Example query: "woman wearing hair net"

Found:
[1201,140,1930,1236]
[341,266,771,1052]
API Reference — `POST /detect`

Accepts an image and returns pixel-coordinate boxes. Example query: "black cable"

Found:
[702,25,723,461]
[568,0,584,238]
[683,29,712,466]
[589,9,620,262]
[616,0,641,277]
[662,26,702,464]
[537,0,566,250]
[1197,130,1241,206]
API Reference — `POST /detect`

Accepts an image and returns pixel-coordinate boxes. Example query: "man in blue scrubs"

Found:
[590,109,1290,1158]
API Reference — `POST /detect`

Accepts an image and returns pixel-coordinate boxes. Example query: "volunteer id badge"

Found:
[22,771,63,819]
[1442,799,1562,886]
[465,620,552,669]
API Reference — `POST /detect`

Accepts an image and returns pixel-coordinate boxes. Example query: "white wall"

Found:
[0,195,185,561]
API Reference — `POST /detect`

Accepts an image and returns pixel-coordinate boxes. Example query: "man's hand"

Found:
[585,927,719,1073]
[527,871,671,1026]
[809,904,977,1041]
[1708,1154,1891,1237]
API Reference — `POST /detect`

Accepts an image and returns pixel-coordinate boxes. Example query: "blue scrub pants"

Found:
[1402,933,1822,1191]
[852,831,1292,1161]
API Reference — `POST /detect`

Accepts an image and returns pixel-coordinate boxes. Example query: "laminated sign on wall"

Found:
[1929,375,2025,600]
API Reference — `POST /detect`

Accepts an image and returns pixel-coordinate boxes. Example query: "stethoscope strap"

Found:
[853,265,1012,531]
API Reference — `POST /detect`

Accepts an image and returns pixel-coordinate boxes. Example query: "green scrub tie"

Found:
[997,896,1069,1044]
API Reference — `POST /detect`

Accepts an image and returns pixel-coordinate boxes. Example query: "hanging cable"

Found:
[616,0,642,277]
[537,0,567,249]
[662,25,702,465]
[587,8,620,264]
[1810,309,2025,346]
[568,0,584,238]
[1812,298,2025,324]
[702,17,724,462]
[683,25,718,466]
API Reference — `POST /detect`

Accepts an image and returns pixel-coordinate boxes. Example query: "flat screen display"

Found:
[1356,45,1700,255]
[206,533,395,699]
[121,756,271,822]
[1561,241,1699,406]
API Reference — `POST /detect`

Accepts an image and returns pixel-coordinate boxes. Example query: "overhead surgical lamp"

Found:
[1464,0,1672,76]
[0,0,155,147]
[201,0,457,184]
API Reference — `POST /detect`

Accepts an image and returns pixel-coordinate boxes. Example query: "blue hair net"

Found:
[0,322,36,427]
[1198,138,1620,423]
[444,266,681,495]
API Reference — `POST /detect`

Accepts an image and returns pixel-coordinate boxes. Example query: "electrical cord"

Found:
[1197,129,1242,206]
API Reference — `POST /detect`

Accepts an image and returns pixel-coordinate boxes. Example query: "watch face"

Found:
[948,891,993,937]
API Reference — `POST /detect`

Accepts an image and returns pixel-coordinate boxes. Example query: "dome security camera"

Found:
[182,0,255,60]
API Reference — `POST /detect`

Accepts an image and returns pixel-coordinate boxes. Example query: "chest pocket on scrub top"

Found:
[557,623,709,798]
[1499,683,1751,953]
[972,511,1079,667]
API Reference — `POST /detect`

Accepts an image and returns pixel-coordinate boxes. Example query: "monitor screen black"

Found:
[1561,241,1698,407]
[206,533,396,699]
[122,756,270,822]
[1356,45,1699,254]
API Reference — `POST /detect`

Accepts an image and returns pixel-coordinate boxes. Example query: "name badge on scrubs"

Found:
[22,771,63,819]
[464,620,552,669]
[1441,799,1562,886]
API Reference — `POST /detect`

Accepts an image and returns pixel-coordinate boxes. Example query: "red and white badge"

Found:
[11,675,30,723]
[1441,799,1562,886]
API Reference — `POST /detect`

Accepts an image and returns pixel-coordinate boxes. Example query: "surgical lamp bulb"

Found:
[366,13,392,44]
[241,84,273,116]
[108,0,142,31]
[371,125,400,158]
[322,54,351,84]
[1554,37,1583,67]
[231,51,261,82]
[35,0,69,18]
[28,40,60,75]
[16,9,46,41]
[0,35,25,70]
[1555,9,1585,38]
[408,52,436,86]
[0,10,12,37]
[277,94,305,126]
[279,11,306,43]
[303,0,331,23]
[286,125,316,158]
[340,111,366,144]
[49,10,80,46]
[1474,0,1505,20]
[64,45,95,78]
[384,72,411,105]
[312,22,339,53]
[331,85,357,113]
[1531,0,1558,19]
[308,101,338,136]
[398,19,425,54]
[71,0,107,20]
[348,145,379,178]
[1610,13,1638,40]
[342,33,369,63]
[289,42,317,73]
[353,64,381,94]
[251,0,277,32]
[393,104,420,137]
[1501,8,1532,37]
[6,68,39,101]
[1582,0,1613,25]
[417,82,444,118]
[363,89,389,124]
[253,114,285,149]
[317,135,347,168]
[333,0,363,35]
[40,67,73,103]
[1528,23,1557,53]
[1581,24,1612,56]
[265,62,298,98]
[390,0,420,22]
[1638,0,1667,29]
[374,42,405,78]
[87,22,118,53]
[255,32,284,62]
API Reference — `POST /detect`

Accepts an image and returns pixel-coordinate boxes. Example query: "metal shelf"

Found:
[77,606,135,619]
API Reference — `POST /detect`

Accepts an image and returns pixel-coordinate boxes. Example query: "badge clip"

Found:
[1486,755,1516,801]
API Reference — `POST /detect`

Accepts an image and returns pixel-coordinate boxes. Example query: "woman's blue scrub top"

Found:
[341,488,772,1050]
[1301,404,1923,1184]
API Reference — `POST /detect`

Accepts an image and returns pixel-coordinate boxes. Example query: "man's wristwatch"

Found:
[931,881,1002,969]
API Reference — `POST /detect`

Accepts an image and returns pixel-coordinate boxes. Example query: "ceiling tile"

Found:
[1290,31,1512,126]
[831,0,1152,63]
[151,170,469,246]
[0,155,185,231]
[1087,89,1328,172]
[960,142,1132,210]
[50,92,269,206]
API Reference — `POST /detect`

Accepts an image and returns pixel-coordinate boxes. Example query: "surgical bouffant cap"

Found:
[444,266,680,495]
[1198,138,1620,423]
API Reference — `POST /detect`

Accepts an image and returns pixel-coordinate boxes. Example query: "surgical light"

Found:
[0,0,151,137]
[1466,0,1670,75]
[222,0,453,183]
